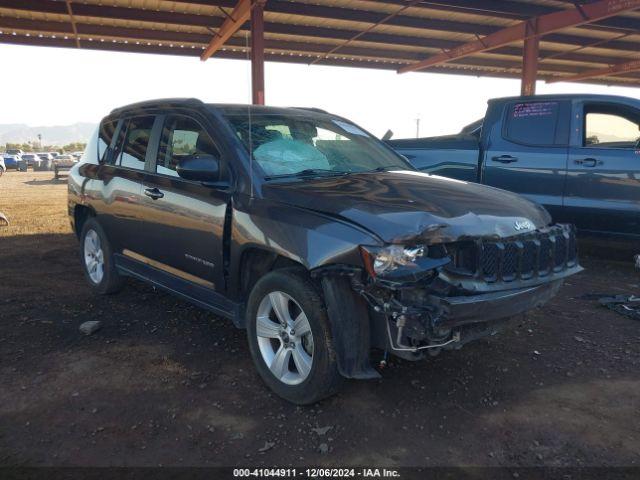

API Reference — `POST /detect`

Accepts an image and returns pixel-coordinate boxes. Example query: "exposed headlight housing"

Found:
[360,245,425,276]
[359,244,451,283]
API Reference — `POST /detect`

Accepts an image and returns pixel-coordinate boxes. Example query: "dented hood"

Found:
[262,170,552,243]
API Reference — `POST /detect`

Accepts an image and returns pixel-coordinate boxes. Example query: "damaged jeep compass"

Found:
[68,99,582,404]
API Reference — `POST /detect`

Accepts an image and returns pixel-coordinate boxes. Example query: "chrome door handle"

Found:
[144,187,164,200]
[574,158,597,167]
[491,155,518,163]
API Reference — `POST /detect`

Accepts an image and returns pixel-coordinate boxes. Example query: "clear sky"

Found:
[1,43,638,139]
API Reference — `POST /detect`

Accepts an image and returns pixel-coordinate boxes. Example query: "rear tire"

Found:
[246,268,343,405]
[79,217,124,295]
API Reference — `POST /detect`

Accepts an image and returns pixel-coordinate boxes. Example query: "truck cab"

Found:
[389,94,640,240]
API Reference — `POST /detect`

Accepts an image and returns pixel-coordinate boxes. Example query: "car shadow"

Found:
[1,233,639,467]
[24,178,67,185]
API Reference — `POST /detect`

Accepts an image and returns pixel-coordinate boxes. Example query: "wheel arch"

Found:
[73,204,96,239]
[235,246,307,302]
[237,246,380,381]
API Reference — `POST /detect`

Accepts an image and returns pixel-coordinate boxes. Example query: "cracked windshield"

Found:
[224,113,409,178]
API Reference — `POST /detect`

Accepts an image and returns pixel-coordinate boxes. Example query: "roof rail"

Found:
[293,107,329,114]
[110,98,204,116]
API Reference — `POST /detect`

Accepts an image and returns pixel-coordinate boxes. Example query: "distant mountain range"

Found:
[0,122,96,146]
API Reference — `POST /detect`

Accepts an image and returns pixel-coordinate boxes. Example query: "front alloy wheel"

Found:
[246,269,343,404]
[256,291,314,385]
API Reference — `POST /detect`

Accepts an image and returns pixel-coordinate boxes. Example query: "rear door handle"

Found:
[574,158,598,168]
[491,155,518,164]
[144,187,164,200]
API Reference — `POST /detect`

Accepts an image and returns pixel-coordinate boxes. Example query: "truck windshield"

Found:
[223,112,411,178]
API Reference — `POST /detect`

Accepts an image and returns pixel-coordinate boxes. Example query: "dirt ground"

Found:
[1,171,639,468]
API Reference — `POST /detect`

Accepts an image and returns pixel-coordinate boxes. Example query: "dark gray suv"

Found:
[68,99,581,404]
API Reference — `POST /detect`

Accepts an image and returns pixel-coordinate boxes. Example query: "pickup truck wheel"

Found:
[79,218,124,295]
[246,269,343,405]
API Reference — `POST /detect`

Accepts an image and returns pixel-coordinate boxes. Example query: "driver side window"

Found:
[157,115,220,177]
[584,109,640,149]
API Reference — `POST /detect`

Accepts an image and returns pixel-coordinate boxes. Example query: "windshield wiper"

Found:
[264,169,351,180]
[366,166,401,173]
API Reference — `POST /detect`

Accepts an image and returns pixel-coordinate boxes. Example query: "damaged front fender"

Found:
[316,271,381,380]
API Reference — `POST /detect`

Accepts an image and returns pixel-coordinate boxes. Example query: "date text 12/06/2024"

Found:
[233,468,401,478]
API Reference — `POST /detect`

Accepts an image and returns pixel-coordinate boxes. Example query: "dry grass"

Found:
[0,171,71,237]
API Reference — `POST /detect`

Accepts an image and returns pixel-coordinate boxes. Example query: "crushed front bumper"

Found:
[374,277,570,357]
[358,224,583,357]
[434,278,563,328]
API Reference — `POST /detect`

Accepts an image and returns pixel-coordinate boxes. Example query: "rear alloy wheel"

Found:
[79,218,124,295]
[84,229,105,285]
[246,269,343,404]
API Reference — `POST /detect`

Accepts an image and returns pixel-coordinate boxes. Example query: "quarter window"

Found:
[97,120,117,162]
[118,116,155,170]
[157,116,219,177]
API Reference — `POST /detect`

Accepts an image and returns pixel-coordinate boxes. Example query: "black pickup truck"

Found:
[388,94,640,240]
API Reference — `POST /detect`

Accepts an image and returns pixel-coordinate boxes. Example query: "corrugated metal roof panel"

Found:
[0,0,637,87]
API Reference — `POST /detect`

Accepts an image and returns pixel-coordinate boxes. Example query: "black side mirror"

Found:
[176,154,220,182]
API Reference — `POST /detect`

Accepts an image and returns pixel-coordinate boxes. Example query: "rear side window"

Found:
[504,101,568,146]
[118,116,155,170]
[97,120,117,162]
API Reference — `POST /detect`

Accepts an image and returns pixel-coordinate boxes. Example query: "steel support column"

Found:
[521,29,539,96]
[251,1,265,105]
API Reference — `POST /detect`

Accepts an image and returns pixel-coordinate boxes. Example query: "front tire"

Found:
[246,269,343,404]
[79,218,124,295]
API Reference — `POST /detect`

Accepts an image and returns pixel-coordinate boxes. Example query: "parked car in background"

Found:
[21,153,42,169]
[388,94,640,241]
[36,152,54,171]
[5,149,26,171]
[53,154,77,179]
[68,99,582,404]
[71,151,84,160]
[3,154,21,171]
[6,148,23,158]
[0,157,5,176]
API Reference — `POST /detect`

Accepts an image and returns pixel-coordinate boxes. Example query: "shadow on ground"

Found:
[24,178,67,186]
[1,232,639,467]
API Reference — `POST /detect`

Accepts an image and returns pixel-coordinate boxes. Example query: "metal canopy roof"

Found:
[1,0,639,87]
